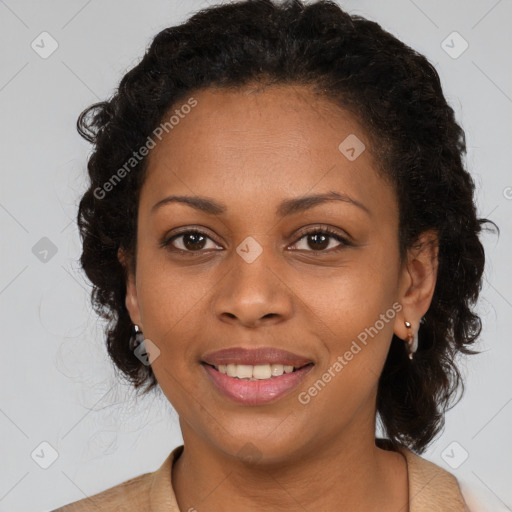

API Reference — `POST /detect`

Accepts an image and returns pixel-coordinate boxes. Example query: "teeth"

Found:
[216,363,298,380]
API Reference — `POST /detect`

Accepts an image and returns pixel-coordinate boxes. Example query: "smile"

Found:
[201,362,314,405]
[208,362,311,380]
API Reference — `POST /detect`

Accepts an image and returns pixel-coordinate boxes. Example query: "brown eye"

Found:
[305,233,330,250]
[162,229,222,253]
[161,227,351,255]
[291,227,350,252]
[180,232,207,251]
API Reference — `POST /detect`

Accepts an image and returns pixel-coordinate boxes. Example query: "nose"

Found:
[212,244,294,328]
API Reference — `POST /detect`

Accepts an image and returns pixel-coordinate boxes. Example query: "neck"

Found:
[172,421,409,512]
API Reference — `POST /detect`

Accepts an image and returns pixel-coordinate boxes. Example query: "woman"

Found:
[53,0,497,510]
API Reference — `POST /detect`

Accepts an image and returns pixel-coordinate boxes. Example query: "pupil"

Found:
[184,233,206,250]
[309,233,328,250]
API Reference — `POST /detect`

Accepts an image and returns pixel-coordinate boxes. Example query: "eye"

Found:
[290,226,351,252]
[161,226,351,254]
[161,229,222,253]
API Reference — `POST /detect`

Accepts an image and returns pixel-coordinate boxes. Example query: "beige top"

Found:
[53,441,470,511]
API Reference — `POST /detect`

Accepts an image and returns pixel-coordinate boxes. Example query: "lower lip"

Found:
[202,363,314,405]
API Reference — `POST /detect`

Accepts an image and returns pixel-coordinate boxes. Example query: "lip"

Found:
[202,362,314,405]
[201,347,314,367]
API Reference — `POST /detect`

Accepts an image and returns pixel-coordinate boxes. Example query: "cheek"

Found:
[297,279,398,424]
[303,253,397,326]
[135,261,203,406]
[136,242,211,323]
[301,249,399,369]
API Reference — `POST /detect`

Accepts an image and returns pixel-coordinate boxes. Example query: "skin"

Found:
[119,84,438,512]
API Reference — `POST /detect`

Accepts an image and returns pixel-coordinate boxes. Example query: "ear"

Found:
[117,247,142,329]
[393,229,439,339]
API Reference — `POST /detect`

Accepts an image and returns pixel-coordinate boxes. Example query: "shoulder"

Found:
[397,446,507,512]
[390,442,470,511]
[400,446,463,488]
[52,446,183,512]
[51,471,153,511]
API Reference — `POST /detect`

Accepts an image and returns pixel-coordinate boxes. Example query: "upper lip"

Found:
[201,347,314,367]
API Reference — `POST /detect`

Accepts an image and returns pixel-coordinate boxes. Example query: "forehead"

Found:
[140,85,395,218]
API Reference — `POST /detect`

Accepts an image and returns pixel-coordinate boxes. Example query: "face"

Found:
[121,84,435,464]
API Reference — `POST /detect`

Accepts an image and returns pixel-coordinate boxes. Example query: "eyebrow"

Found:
[150,191,370,217]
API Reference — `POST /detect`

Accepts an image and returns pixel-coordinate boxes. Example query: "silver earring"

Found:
[129,324,145,351]
[404,320,418,360]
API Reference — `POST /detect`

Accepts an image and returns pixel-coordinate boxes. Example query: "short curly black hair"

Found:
[76,0,497,453]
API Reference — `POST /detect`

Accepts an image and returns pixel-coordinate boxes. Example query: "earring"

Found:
[129,324,145,351]
[404,320,418,360]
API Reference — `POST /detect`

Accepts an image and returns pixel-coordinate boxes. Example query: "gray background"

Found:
[0,0,511,510]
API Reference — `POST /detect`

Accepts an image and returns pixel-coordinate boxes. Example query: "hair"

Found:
[76,0,497,453]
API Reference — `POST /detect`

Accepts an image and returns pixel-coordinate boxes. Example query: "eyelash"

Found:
[160,226,351,255]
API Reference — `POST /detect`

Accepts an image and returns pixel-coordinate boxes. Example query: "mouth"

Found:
[201,362,314,380]
[201,361,315,405]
